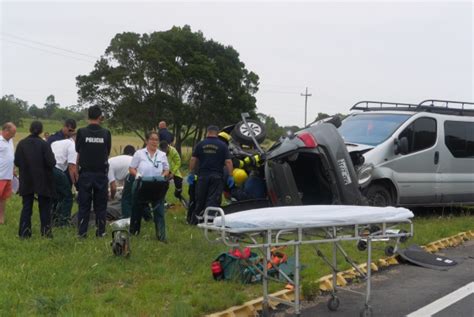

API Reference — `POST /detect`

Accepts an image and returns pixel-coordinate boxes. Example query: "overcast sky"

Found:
[1,1,472,126]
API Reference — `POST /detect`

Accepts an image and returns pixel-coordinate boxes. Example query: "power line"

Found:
[1,32,100,59]
[1,38,96,64]
[258,89,300,95]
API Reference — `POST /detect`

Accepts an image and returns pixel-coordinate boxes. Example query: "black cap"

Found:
[207,125,219,132]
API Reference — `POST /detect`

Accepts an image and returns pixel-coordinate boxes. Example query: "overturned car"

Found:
[219,114,366,214]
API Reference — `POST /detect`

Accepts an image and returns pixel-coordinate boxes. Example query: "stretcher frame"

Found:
[199,206,414,316]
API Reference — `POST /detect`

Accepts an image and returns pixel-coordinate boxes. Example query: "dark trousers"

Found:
[52,168,73,226]
[121,174,134,218]
[19,194,52,238]
[173,176,183,198]
[77,171,108,237]
[130,180,167,240]
[191,174,223,225]
[186,182,196,224]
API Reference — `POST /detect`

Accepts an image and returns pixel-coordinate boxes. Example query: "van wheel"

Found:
[366,184,393,206]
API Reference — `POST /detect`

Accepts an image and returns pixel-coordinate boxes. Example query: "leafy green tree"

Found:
[44,95,60,118]
[258,113,285,141]
[28,105,46,118]
[50,107,84,121]
[76,25,259,153]
[0,95,29,126]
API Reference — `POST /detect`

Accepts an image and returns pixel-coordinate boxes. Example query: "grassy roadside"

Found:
[1,188,473,316]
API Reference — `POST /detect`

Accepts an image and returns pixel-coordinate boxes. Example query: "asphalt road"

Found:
[277,240,474,317]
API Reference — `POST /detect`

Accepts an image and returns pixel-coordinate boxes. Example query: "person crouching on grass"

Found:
[128,131,170,242]
[15,121,56,238]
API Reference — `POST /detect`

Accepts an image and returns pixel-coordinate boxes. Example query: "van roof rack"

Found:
[417,99,474,116]
[351,101,419,112]
[351,100,474,117]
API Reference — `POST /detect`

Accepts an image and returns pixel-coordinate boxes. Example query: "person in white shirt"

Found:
[108,145,135,218]
[0,122,17,224]
[129,131,169,241]
[108,145,135,200]
[50,135,78,226]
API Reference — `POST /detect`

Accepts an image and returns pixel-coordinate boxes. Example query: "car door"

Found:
[387,116,440,205]
[265,160,302,206]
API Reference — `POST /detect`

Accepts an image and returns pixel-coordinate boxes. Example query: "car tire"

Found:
[231,119,266,145]
[365,184,393,206]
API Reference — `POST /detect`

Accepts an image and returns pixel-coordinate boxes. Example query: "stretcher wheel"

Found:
[399,229,408,243]
[385,245,395,256]
[327,296,340,311]
[360,306,373,317]
[357,240,367,251]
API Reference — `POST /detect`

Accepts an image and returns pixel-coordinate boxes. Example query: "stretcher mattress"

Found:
[211,205,413,231]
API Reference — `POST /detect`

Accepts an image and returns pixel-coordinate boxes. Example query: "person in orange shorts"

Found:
[0,122,17,224]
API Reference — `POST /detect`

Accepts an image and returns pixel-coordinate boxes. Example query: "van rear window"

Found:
[444,121,474,158]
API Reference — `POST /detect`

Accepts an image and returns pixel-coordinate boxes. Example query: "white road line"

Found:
[407,281,474,317]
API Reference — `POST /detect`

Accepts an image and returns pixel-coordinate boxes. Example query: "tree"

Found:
[76,25,259,153]
[28,105,46,118]
[258,113,286,141]
[44,95,60,118]
[0,95,28,126]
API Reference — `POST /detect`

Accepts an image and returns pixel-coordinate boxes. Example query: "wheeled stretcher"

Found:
[199,205,414,316]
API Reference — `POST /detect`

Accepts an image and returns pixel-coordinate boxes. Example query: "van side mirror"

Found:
[394,137,409,155]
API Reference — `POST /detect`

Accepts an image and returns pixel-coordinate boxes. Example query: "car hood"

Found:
[345,143,374,154]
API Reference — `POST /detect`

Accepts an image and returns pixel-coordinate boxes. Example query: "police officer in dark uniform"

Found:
[75,105,112,238]
[188,125,233,225]
[47,118,77,145]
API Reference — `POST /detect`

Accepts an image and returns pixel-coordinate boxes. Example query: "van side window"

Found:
[444,121,474,158]
[399,117,437,153]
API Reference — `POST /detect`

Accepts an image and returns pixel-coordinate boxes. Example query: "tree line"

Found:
[0,94,85,127]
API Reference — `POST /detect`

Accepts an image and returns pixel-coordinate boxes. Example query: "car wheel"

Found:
[231,119,266,145]
[366,184,393,206]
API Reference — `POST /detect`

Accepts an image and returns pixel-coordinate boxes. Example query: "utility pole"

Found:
[301,87,312,126]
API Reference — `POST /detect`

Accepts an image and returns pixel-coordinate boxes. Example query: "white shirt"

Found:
[51,139,77,172]
[0,135,14,180]
[130,148,169,178]
[108,155,133,184]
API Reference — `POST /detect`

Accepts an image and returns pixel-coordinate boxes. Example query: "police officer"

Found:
[47,118,76,145]
[188,125,233,225]
[75,105,112,238]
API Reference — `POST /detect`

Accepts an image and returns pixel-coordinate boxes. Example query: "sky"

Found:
[1,0,473,127]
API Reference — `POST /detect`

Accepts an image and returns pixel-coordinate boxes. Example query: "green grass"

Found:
[1,189,473,316]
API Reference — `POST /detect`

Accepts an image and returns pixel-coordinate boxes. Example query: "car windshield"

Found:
[338,113,410,146]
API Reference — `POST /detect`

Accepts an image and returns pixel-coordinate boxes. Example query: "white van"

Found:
[338,100,474,206]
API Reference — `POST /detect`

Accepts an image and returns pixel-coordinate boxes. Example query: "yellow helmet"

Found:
[232,168,248,187]
[218,131,231,144]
